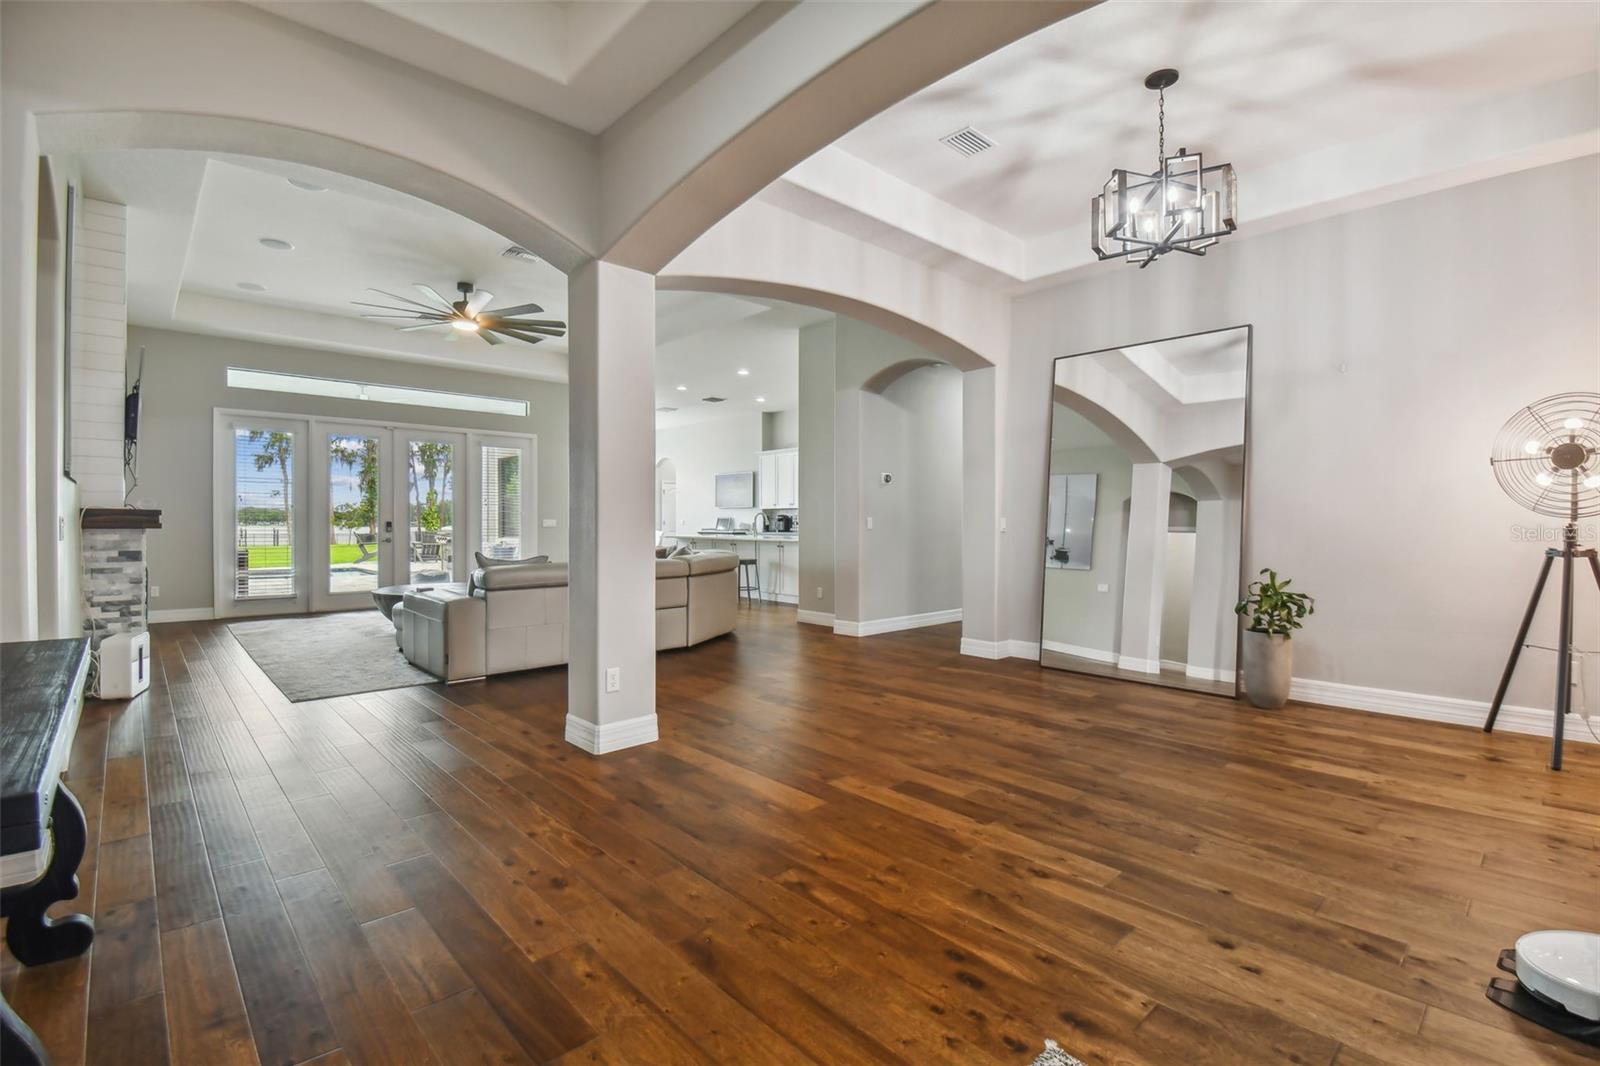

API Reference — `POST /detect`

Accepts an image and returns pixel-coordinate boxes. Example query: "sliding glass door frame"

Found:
[213,407,537,618]
[212,412,312,619]
[310,421,398,614]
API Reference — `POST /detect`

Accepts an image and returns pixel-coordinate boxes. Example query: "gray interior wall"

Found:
[1007,156,1600,708]
[858,363,964,621]
[761,408,799,450]
[130,325,569,612]
[654,413,763,533]
[798,319,835,614]
[833,315,958,625]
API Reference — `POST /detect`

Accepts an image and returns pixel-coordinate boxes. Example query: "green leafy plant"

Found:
[1235,568,1314,636]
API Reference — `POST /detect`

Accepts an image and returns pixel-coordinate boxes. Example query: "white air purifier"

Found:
[96,630,151,700]
[1515,931,1600,1022]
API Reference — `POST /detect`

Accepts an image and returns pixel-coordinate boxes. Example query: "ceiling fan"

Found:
[355,281,567,346]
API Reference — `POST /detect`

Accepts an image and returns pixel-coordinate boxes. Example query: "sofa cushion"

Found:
[475,551,549,569]
[475,561,569,591]
[654,557,690,579]
[686,550,738,575]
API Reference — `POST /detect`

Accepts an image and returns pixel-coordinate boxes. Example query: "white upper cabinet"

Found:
[758,451,779,508]
[759,448,798,510]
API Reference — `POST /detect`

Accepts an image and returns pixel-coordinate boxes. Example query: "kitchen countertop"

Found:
[678,532,798,542]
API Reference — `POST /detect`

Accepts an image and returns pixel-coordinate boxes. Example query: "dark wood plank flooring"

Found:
[4,603,1597,1065]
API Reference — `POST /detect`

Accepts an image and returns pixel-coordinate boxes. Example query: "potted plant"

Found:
[1234,568,1314,709]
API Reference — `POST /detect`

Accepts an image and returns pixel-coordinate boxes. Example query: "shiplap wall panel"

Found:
[71,197,128,507]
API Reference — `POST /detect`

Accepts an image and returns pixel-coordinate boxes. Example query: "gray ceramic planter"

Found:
[1242,629,1293,709]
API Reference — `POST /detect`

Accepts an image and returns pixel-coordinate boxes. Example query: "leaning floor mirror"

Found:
[1039,325,1250,698]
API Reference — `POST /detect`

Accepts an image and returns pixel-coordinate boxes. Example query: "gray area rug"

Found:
[228,609,435,702]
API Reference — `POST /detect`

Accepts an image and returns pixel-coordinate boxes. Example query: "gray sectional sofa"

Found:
[395,551,739,681]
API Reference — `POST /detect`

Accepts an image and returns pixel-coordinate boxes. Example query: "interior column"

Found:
[1186,497,1228,679]
[1117,462,1172,673]
[960,366,1002,656]
[565,260,658,754]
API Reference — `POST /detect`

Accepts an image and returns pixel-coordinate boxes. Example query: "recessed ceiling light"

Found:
[754,396,767,403]
[236,282,266,292]
[258,237,294,251]
[675,384,688,391]
[736,368,750,376]
[287,178,326,192]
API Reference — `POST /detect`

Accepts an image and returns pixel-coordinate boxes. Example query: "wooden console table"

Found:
[1,638,94,1066]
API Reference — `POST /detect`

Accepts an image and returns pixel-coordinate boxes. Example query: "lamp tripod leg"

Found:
[1485,551,1555,733]
[1550,540,1576,771]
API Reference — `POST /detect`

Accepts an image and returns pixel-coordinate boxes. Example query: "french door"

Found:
[215,410,536,617]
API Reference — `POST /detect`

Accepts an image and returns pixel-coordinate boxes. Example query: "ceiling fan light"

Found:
[1523,439,1544,454]
[452,319,480,332]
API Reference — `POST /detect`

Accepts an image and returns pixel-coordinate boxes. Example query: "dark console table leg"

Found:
[2,783,95,965]
[1,993,48,1066]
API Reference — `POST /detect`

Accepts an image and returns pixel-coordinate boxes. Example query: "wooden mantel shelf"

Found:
[80,508,162,530]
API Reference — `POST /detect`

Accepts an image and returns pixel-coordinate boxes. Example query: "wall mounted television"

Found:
[715,471,754,509]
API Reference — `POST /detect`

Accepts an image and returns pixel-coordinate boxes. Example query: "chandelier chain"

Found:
[1157,87,1165,166]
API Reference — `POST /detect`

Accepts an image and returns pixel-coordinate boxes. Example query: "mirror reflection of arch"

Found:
[1039,325,1249,699]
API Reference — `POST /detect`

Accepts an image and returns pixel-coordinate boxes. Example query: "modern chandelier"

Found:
[1090,69,1237,268]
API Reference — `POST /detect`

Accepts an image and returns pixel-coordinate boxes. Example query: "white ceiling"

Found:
[836,0,1600,236]
[782,0,1600,285]
[251,0,760,134]
[653,296,829,428]
[79,149,572,379]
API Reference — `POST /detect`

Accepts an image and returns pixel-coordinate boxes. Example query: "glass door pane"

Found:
[479,444,524,560]
[404,436,458,583]
[233,426,297,600]
[327,432,382,596]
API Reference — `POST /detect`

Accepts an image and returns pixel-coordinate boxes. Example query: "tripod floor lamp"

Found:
[1484,391,1600,771]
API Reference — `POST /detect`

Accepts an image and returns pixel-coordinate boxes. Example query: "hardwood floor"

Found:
[4,602,1597,1065]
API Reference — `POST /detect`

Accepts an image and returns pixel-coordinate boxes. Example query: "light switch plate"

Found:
[541,518,557,528]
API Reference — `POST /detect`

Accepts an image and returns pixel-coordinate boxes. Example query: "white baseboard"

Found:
[796,610,835,627]
[1117,655,1161,674]
[1041,639,1115,664]
[1186,664,1237,683]
[834,608,961,638]
[564,712,659,755]
[1288,677,1597,744]
[962,637,1040,660]
[150,607,216,623]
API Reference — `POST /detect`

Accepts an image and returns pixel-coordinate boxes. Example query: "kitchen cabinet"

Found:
[759,448,799,510]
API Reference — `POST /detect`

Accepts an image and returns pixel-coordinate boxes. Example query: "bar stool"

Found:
[736,544,762,602]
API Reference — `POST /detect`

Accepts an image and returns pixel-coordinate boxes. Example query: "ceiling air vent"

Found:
[501,245,541,263]
[655,406,677,413]
[700,396,726,404]
[940,126,994,158]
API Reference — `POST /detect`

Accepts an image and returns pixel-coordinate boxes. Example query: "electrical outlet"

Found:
[150,585,160,598]
[815,586,823,600]
[1000,517,1008,533]
[541,518,557,528]
[605,667,620,693]
[58,515,66,542]
[866,516,874,531]
[1097,583,1109,593]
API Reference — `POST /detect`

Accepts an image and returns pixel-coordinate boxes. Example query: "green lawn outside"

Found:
[246,544,366,569]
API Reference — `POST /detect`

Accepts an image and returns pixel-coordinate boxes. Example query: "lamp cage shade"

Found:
[1489,391,1600,519]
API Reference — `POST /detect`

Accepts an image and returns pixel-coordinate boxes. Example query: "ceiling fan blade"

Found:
[353,301,449,317]
[368,288,443,313]
[481,330,503,346]
[399,321,449,331]
[491,317,566,329]
[492,328,547,346]
[413,284,454,310]
[492,322,565,336]
[466,289,495,314]
[485,301,544,318]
